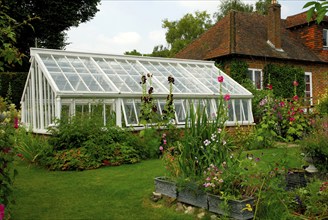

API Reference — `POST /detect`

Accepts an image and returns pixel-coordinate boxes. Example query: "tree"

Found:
[0,2,36,72]
[162,11,213,57]
[255,0,272,15]
[148,45,170,58]
[214,0,253,21]
[2,0,100,71]
[124,49,142,56]
[304,0,328,23]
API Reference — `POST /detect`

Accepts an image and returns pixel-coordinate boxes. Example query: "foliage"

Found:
[162,11,213,56]
[255,0,272,15]
[303,0,328,24]
[45,110,143,170]
[229,59,249,84]
[148,45,171,58]
[0,98,19,219]
[139,127,161,159]
[263,64,305,99]
[256,89,312,144]
[286,180,328,219]
[124,49,142,56]
[139,73,160,125]
[0,72,27,108]
[13,129,51,164]
[2,0,100,72]
[300,116,328,172]
[162,76,175,122]
[316,88,328,115]
[214,0,253,21]
[45,143,140,171]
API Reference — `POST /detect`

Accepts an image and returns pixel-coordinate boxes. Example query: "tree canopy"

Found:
[214,0,253,21]
[162,11,213,57]
[2,0,100,71]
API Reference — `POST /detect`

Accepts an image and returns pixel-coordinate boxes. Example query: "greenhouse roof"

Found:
[30,48,252,98]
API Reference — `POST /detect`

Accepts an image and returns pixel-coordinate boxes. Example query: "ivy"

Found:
[230,59,249,84]
[263,64,305,99]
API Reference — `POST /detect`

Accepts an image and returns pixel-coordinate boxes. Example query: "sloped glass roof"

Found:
[32,48,252,97]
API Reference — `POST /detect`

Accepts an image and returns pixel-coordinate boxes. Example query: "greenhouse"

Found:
[21,48,254,134]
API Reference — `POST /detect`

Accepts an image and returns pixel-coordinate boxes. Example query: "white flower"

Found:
[222,140,226,145]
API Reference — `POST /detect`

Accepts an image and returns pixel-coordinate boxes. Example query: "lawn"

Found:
[12,159,193,220]
[12,147,303,220]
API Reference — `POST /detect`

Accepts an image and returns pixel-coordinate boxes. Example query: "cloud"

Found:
[98,32,141,45]
[148,30,166,43]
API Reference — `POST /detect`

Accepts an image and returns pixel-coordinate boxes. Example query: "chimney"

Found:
[267,1,282,50]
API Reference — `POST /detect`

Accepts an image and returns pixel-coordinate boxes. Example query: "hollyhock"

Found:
[217,76,224,83]
[224,94,230,101]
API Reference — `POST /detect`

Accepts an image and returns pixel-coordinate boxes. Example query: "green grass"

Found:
[12,146,304,220]
[12,159,194,220]
[243,146,303,169]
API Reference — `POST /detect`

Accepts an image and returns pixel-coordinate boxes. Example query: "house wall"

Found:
[288,22,328,62]
[219,57,328,104]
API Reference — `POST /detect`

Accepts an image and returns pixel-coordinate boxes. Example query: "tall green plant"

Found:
[178,75,231,180]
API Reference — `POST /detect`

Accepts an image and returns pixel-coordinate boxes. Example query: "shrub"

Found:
[316,88,328,115]
[300,116,328,172]
[0,98,18,219]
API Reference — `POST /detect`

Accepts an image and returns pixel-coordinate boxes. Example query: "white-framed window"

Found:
[305,72,313,105]
[247,69,263,89]
[323,29,328,47]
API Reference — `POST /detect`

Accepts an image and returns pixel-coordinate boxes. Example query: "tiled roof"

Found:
[286,11,328,28]
[175,11,324,63]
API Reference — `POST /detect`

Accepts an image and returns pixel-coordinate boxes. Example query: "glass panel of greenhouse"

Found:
[21,48,254,134]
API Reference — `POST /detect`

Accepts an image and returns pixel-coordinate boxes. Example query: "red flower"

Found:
[217,76,224,83]
[293,81,299,86]
[14,117,19,129]
[289,117,295,122]
[224,94,230,101]
[293,95,299,101]
[17,153,23,158]
[279,101,285,107]
[266,84,273,90]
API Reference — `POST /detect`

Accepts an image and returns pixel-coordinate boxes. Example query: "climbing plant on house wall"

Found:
[263,64,305,99]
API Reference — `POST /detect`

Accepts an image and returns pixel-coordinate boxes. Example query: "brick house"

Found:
[175,3,328,104]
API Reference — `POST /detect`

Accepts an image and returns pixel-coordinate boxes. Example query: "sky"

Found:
[65,0,309,55]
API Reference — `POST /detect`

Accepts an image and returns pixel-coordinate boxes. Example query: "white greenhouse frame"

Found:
[21,48,254,134]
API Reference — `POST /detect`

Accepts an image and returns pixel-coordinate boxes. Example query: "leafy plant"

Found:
[14,129,51,164]
[0,98,18,219]
[300,116,328,172]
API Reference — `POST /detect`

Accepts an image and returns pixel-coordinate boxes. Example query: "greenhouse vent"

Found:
[20,48,254,134]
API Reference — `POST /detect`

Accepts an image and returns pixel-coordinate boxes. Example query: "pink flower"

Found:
[293,81,299,86]
[293,95,299,101]
[289,117,295,122]
[224,94,230,101]
[159,146,163,151]
[0,204,4,220]
[217,76,224,83]
[266,84,273,90]
[163,140,167,145]
[279,101,285,107]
